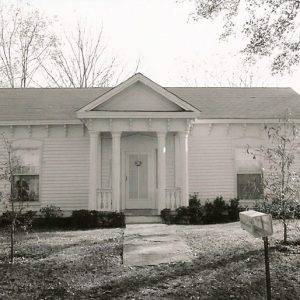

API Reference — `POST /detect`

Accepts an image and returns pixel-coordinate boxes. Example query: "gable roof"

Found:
[0,85,300,124]
[169,87,300,119]
[77,73,200,114]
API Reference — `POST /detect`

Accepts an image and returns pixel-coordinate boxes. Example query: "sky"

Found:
[15,0,300,92]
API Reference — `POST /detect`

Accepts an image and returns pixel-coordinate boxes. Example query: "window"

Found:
[235,148,263,200]
[237,174,263,200]
[12,148,40,202]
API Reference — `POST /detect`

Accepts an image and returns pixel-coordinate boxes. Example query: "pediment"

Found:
[93,81,183,112]
[77,73,200,116]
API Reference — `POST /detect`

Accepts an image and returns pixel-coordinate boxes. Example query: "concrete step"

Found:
[124,209,158,216]
[125,215,162,224]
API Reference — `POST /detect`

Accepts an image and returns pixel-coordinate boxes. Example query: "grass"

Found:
[0,221,299,299]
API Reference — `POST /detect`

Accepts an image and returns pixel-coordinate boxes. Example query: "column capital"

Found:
[178,131,189,138]
[156,131,167,138]
[89,130,99,137]
[111,131,122,138]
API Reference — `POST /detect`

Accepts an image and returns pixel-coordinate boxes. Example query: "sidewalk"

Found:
[123,224,192,266]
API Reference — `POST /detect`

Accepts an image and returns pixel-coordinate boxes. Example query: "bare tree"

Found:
[0,133,34,263]
[248,113,300,243]
[0,2,57,88]
[180,55,273,87]
[43,23,125,88]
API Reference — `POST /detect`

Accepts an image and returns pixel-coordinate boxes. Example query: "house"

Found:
[1,73,300,220]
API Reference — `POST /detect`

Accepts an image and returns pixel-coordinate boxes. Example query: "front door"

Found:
[125,152,154,209]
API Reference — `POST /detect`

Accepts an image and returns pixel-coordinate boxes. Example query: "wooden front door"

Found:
[125,152,154,209]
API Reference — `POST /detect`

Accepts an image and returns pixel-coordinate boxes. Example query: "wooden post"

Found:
[157,131,166,211]
[179,131,189,206]
[112,131,121,212]
[263,236,271,300]
[89,131,99,210]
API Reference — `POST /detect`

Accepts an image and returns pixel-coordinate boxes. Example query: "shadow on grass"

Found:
[74,248,267,299]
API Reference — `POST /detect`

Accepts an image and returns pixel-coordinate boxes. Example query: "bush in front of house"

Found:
[36,205,66,228]
[188,193,204,224]
[161,195,243,225]
[70,210,125,229]
[0,207,126,230]
[0,210,37,230]
[202,196,229,224]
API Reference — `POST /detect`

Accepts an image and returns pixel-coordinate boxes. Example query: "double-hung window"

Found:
[12,148,40,202]
[235,148,263,200]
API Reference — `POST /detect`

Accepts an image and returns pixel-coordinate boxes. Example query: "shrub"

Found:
[71,210,125,229]
[188,193,203,224]
[161,208,172,224]
[96,211,125,228]
[227,198,241,222]
[38,205,64,228]
[161,195,244,225]
[175,206,190,224]
[0,210,37,230]
[40,205,63,219]
[71,210,97,229]
[203,196,229,224]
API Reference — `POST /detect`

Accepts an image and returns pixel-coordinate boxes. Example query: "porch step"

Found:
[125,215,162,224]
[124,209,158,216]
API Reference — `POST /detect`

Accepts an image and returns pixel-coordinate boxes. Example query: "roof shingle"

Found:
[0,86,299,122]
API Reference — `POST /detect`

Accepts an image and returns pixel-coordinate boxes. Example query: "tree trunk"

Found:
[10,219,15,264]
[283,221,288,244]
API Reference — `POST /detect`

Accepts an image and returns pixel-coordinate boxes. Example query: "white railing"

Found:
[165,188,181,210]
[97,189,112,211]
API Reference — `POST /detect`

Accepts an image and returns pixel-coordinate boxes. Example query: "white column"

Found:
[89,131,99,210]
[112,131,121,212]
[157,131,166,211]
[174,133,181,188]
[179,131,189,206]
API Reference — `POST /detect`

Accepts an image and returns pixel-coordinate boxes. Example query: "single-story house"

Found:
[1,73,300,220]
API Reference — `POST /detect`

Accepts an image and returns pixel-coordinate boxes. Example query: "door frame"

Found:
[122,150,155,210]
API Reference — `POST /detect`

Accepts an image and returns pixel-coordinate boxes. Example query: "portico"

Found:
[77,73,200,213]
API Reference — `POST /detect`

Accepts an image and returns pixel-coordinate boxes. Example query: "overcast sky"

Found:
[19,0,300,92]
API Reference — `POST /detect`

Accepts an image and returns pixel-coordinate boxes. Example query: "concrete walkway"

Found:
[123,224,192,266]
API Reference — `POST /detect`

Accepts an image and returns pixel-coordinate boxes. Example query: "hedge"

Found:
[0,208,125,230]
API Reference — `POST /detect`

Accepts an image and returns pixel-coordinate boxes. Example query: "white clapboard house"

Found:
[1,73,300,221]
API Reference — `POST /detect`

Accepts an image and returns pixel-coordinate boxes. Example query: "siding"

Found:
[188,123,268,201]
[41,137,89,210]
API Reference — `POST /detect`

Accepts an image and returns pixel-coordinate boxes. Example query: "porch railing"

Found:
[165,188,181,210]
[97,189,112,211]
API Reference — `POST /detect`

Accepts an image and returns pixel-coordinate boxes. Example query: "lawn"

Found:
[0,221,299,300]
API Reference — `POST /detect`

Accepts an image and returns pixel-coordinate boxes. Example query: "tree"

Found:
[0,2,57,87]
[0,133,33,263]
[186,0,300,74]
[43,23,124,87]
[248,113,300,243]
[180,54,272,87]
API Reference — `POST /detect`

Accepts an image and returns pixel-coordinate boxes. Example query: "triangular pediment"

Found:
[94,81,183,112]
[77,73,200,116]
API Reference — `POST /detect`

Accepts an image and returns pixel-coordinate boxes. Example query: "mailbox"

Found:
[239,210,273,238]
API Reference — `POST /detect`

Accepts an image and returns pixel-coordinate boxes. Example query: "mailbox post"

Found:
[239,210,273,300]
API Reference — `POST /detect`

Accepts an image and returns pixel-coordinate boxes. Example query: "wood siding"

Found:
[41,137,89,210]
[188,123,269,201]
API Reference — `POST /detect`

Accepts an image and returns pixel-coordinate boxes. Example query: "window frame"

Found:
[236,173,263,200]
[11,140,42,203]
[235,146,263,200]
